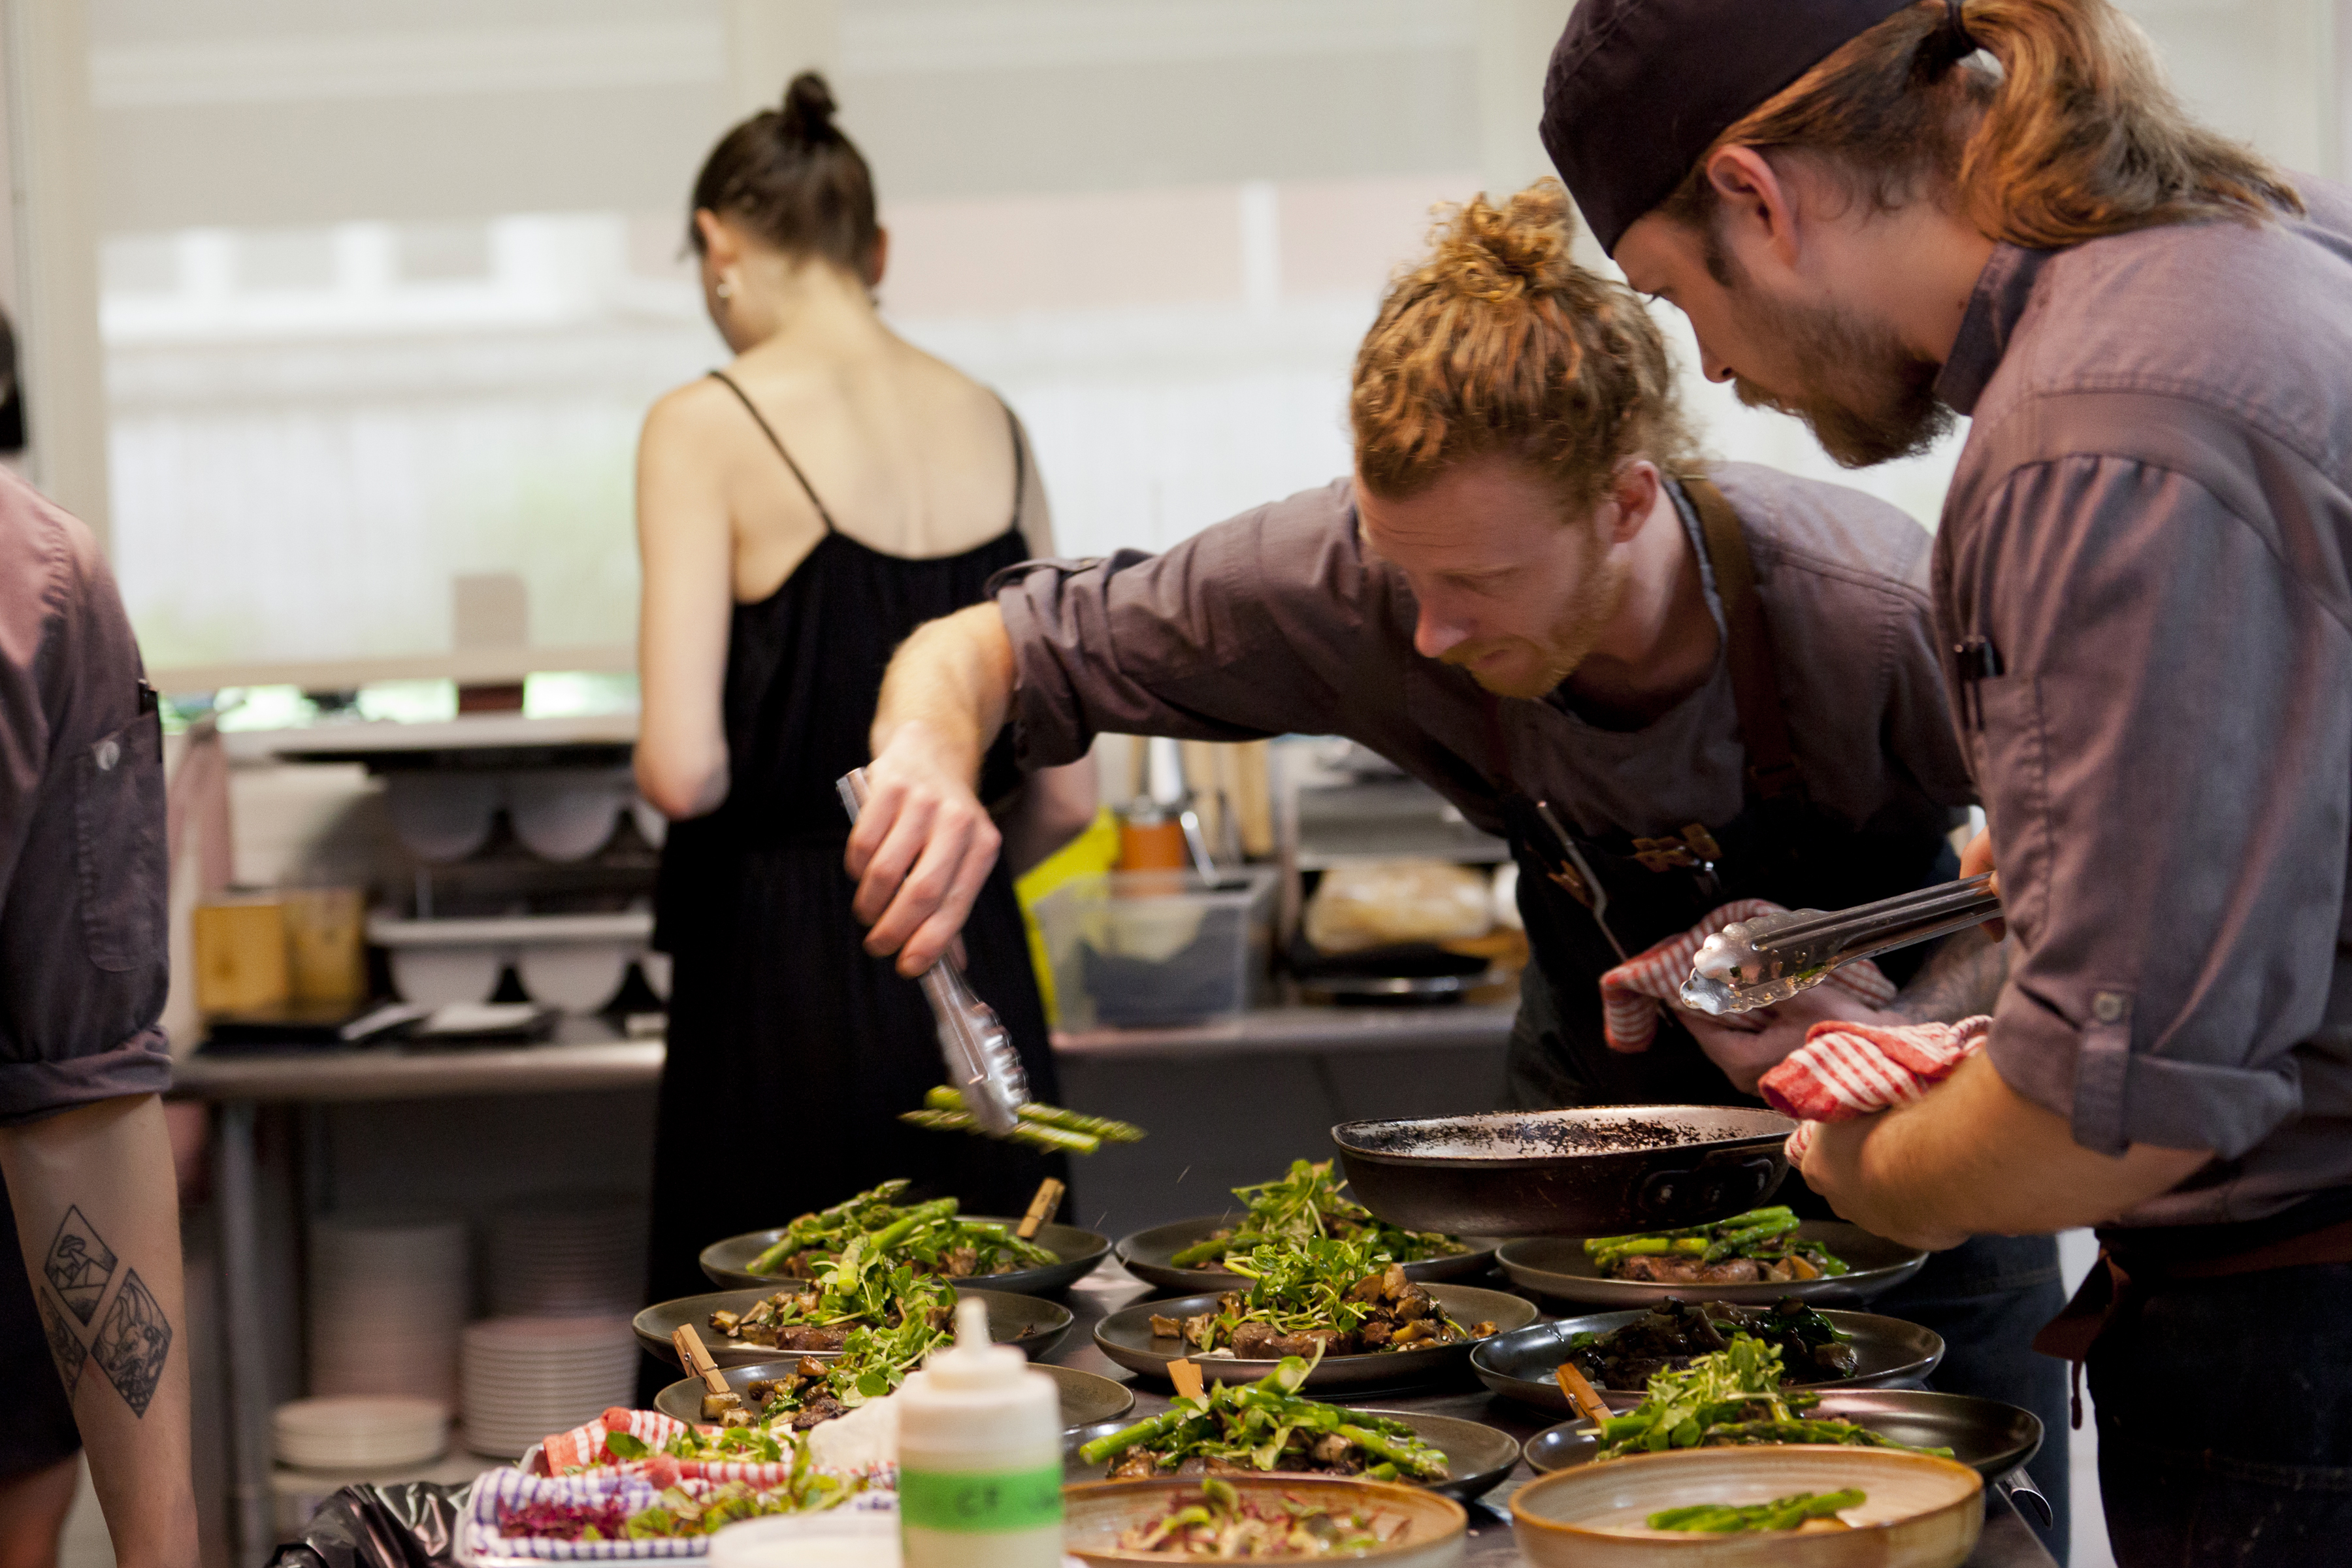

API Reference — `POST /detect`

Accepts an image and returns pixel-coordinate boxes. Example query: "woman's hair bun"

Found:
[777,71,840,143]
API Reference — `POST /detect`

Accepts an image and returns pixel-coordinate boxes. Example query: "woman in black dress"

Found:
[634,74,1094,1311]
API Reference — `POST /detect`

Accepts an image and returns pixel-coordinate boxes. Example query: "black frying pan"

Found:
[1331,1105,1795,1237]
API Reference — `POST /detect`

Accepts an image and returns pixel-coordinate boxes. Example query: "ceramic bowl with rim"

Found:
[1512,1445,1983,1567]
[1063,1475,1466,1566]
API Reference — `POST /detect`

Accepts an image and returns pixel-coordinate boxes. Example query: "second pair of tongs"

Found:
[838,768,1031,1135]
[1678,872,2001,1016]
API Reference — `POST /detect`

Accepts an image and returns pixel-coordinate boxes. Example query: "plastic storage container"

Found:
[1029,868,1275,1029]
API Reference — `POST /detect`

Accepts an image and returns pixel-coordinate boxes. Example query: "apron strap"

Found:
[1682,475,1806,803]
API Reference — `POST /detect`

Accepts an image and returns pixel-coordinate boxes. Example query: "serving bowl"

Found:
[1092,1284,1537,1393]
[1064,1409,1520,1503]
[1525,1389,2041,1481]
[1063,1475,1466,1565]
[1511,1446,1982,1566]
[632,1286,1070,1368]
[1471,1309,1943,1414]
[1115,1215,1499,1295]
[657,1357,1134,1431]
[1497,1222,1927,1307]
[1333,1106,1794,1237]
[698,1218,1111,1295]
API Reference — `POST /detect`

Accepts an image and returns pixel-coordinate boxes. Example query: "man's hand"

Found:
[1799,1112,1973,1251]
[1676,986,1904,1096]
[847,721,1002,976]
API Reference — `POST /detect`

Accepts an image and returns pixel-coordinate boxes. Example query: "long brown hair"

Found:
[689,72,881,276]
[1661,0,2300,250]
[1352,180,1693,517]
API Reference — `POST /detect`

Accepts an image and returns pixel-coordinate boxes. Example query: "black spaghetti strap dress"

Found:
[642,372,1069,1313]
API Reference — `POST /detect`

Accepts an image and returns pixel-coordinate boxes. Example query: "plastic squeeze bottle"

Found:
[896,1296,1064,1567]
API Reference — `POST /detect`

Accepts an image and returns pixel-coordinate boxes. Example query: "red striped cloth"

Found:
[1765,1015,1991,1163]
[1598,900,1897,1053]
[538,1408,693,1474]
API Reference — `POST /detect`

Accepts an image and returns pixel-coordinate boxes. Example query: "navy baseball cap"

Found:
[1541,0,1918,254]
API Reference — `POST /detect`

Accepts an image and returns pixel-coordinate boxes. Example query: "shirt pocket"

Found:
[73,713,167,973]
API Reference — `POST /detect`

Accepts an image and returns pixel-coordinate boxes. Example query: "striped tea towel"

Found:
[1598,899,1896,1053]
[540,1409,693,1474]
[1767,1015,1991,1164]
[465,1467,894,1561]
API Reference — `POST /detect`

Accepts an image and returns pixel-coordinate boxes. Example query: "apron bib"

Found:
[1497,477,1952,1111]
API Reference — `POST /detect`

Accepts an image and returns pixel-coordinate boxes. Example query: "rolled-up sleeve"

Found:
[992,486,1369,769]
[1959,455,2350,1160]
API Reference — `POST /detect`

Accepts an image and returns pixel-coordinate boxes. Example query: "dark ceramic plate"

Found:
[1523,1388,2040,1480]
[656,1358,1133,1431]
[1092,1284,1537,1393]
[1470,1308,1944,1415]
[1495,1222,1927,1307]
[1064,1409,1521,1502]
[698,1218,1111,1296]
[1114,1215,1499,1295]
[632,1286,1071,1369]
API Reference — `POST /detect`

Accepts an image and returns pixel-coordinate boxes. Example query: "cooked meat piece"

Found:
[1228,1322,1282,1358]
[1358,1320,1394,1350]
[790,1392,845,1429]
[1149,1314,1185,1340]
[1394,1284,1434,1322]
[1615,1255,1765,1284]
[775,1325,849,1352]
[1700,1259,1765,1283]
[1109,1448,1162,1480]
[1470,1320,1496,1338]
[1266,1328,1358,1358]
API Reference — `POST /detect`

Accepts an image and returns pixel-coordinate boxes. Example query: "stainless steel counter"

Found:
[1047,1262,2057,1568]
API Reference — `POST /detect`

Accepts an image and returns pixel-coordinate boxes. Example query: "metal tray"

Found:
[1064,1408,1521,1503]
[1092,1284,1537,1393]
[1495,1222,1927,1307]
[1332,1105,1795,1237]
[698,1218,1111,1295]
[1470,1308,1944,1415]
[656,1358,1133,1432]
[1114,1215,1499,1295]
[1523,1389,2040,1480]
[632,1286,1071,1368]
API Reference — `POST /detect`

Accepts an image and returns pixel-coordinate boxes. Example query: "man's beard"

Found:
[1724,274,1952,468]
[1441,535,1629,700]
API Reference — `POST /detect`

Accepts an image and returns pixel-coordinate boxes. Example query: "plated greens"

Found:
[1115,1476,1411,1558]
[744,1179,1056,1281]
[1563,1296,1861,1391]
[1156,1239,1495,1359]
[1582,1206,1849,1284]
[1079,1353,1450,1484]
[1589,1335,1950,1462]
[1647,1489,1866,1535]
[708,1222,955,1357]
[1169,1160,1466,1271]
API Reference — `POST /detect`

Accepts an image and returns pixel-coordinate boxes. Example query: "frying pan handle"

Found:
[1634,1156,1780,1224]
[1997,1471,2055,1529]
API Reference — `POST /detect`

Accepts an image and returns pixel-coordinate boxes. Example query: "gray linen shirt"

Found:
[996,460,1968,914]
[1934,178,2352,1226]
[0,472,170,1124]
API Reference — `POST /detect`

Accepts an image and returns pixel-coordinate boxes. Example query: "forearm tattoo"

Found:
[37,1205,172,1416]
[1888,926,2009,1026]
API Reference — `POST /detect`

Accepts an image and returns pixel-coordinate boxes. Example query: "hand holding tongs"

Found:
[838,768,1031,1135]
[1678,872,2002,1016]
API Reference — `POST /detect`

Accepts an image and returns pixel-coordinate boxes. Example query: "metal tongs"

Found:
[1678,872,2001,1016]
[838,768,1031,1135]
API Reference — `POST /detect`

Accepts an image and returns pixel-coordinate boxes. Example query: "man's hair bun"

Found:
[777,71,840,144]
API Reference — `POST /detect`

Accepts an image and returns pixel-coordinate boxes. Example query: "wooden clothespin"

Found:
[1168,1358,1206,1401]
[674,1323,730,1396]
[1554,1361,1612,1429]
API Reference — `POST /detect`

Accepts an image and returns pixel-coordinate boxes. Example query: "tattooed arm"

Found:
[1885,925,2010,1024]
[0,1094,198,1568]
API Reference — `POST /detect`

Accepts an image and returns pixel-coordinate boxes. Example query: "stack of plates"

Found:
[310,1215,469,1402]
[485,1195,648,1318]
[273,1396,449,1471]
[460,1316,638,1459]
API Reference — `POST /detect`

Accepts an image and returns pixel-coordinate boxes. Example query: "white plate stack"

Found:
[485,1195,649,1319]
[310,1215,469,1403]
[460,1316,639,1459]
[273,1396,449,1471]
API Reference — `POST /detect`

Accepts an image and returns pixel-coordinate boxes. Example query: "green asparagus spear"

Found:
[924,1085,1147,1143]
[897,1107,1101,1154]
